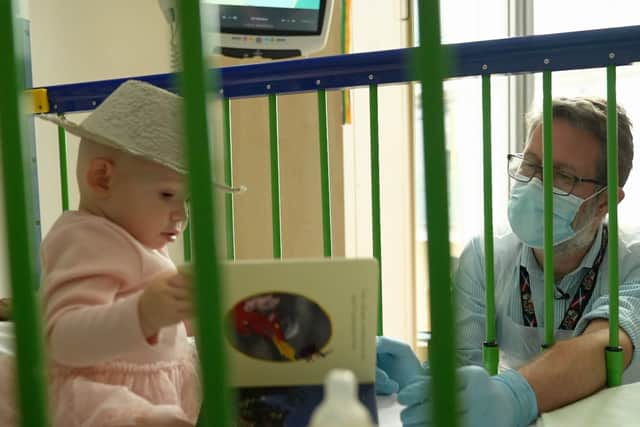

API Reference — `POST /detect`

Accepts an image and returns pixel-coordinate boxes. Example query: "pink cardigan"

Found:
[39,211,199,427]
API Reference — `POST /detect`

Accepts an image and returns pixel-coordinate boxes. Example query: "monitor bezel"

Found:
[208,0,334,58]
[216,0,328,37]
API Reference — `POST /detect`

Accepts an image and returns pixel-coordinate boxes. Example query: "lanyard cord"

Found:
[519,225,608,330]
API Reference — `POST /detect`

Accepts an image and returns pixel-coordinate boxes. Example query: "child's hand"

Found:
[138,272,192,340]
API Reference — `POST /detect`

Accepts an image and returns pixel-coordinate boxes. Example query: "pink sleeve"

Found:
[48,286,154,366]
[41,217,153,367]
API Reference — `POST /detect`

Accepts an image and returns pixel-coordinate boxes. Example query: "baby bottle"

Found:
[308,369,374,427]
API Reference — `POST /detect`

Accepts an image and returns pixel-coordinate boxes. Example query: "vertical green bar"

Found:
[223,97,236,260]
[605,64,623,387]
[415,1,457,426]
[0,2,50,426]
[481,75,499,375]
[176,2,232,427]
[183,223,192,262]
[58,125,70,211]
[317,88,333,257]
[542,71,555,348]
[268,93,283,259]
[369,83,383,335]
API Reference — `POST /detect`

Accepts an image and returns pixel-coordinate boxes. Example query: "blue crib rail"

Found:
[38,25,640,113]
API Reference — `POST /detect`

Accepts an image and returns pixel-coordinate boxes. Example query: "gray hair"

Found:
[526,97,634,187]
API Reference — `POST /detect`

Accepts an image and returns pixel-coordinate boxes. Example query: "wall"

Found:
[0,0,346,298]
[216,2,345,259]
[30,0,174,237]
[346,0,415,343]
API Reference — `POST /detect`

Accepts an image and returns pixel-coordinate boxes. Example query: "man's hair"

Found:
[526,97,634,187]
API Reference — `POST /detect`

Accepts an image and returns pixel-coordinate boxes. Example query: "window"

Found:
[413,0,510,336]
[531,0,640,230]
[413,0,640,339]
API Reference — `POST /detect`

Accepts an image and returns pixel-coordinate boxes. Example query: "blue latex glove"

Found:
[376,336,424,395]
[376,366,399,395]
[398,366,538,427]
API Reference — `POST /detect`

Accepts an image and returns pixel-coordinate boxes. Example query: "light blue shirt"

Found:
[455,223,640,372]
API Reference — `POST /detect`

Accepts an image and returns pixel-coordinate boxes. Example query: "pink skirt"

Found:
[0,352,200,427]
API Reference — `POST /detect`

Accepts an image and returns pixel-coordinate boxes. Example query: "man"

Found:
[377,97,640,427]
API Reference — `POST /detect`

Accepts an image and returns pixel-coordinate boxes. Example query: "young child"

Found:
[39,80,199,427]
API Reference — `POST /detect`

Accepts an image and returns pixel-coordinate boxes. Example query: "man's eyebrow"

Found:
[552,160,577,174]
[523,153,577,174]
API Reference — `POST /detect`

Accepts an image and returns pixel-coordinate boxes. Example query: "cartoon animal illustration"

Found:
[233,296,297,361]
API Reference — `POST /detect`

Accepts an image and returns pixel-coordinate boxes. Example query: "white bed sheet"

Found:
[375,385,640,427]
[376,395,403,426]
[536,381,640,427]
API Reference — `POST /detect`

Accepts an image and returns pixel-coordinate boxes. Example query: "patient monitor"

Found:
[159,0,334,59]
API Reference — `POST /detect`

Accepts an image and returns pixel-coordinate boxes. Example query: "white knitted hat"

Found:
[40,80,187,174]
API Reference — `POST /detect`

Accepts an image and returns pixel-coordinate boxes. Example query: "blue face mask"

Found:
[507,178,600,249]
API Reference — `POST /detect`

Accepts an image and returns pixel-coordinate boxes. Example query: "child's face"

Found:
[106,156,188,250]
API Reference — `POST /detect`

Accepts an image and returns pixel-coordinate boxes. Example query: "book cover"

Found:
[220,257,379,427]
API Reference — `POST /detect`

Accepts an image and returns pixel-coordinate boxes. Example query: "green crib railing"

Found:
[605,64,624,386]
[481,74,498,375]
[0,3,49,427]
[542,70,556,350]
[177,2,232,426]
[3,0,640,425]
[415,2,457,425]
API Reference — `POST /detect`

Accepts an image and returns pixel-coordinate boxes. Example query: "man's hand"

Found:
[138,273,192,340]
[376,336,424,395]
[398,366,538,427]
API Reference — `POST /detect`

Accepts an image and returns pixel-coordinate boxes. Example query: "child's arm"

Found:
[46,278,153,367]
[47,272,192,367]
[42,217,185,367]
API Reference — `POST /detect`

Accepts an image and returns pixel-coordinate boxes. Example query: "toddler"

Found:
[41,80,198,427]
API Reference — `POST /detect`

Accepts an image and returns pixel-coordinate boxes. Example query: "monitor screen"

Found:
[199,0,332,58]
[204,1,324,36]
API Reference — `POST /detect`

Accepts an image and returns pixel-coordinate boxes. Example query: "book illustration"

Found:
[228,292,332,362]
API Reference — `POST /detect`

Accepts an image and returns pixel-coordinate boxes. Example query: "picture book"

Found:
[219,257,379,427]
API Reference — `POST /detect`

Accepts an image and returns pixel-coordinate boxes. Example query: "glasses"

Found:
[507,153,605,196]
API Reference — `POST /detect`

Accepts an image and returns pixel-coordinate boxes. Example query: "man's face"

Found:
[106,156,188,250]
[522,118,605,247]
[524,119,602,200]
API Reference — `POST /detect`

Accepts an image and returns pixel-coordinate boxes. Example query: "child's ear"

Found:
[86,158,114,196]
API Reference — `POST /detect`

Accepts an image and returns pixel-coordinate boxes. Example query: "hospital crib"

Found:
[3,1,640,426]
